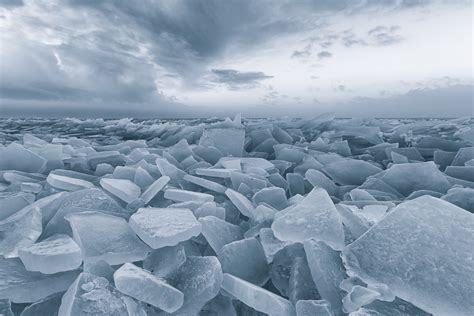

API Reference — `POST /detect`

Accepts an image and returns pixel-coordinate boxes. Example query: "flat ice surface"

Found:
[0,116,472,315]
[342,196,474,316]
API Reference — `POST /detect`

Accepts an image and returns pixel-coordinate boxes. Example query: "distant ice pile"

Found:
[0,114,473,315]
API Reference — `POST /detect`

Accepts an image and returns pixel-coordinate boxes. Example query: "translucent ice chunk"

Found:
[20,293,62,316]
[378,161,451,196]
[164,188,214,203]
[342,196,474,316]
[143,244,186,278]
[0,143,47,173]
[66,211,150,265]
[259,227,292,263]
[0,299,12,316]
[0,258,79,303]
[133,166,154,188]
[183,174,227,193]
[100,178,141,203]
[0,206,42,258]
[198,216,243,255]
[296,299,332,316]
[140,175,170,204]
[47,174,94,191]
[199,126,245,157]
[218,237,269,286]
[305,169,338,197]
[342,286,380,313]
[225,188,255,218]
[58,272,130,316]
[442,187,474,212]
[114,263,184,313]
[0,192,31,221]
[270,243,306,297]
[252,187,288,210]
[323,160,382,186]
[303,239,346,315]
[221,273,296,316]
[289,256,320,303]
[129,207,201,249]
[272,188,345,250]
[18,234,82,274]
[166,256,223,315]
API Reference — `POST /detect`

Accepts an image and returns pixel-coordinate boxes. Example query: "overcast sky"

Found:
[0,0,472,117]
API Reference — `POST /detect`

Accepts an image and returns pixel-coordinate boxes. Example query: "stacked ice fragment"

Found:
[0,114,473,315]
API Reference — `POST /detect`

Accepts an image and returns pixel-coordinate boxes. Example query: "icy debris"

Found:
[66,211,150,265]
[114,262,184,313]
[342,196,474,316]
[140,175,170,204]
[221,273,296,316]
[47,173,94,191]
[164,188,214,202]
[296,299,333,316]
[18,234,82,274]
[0,116,472,315]
[218,237,269,286]
[129,207,201,249]
[0,258,79,303]
[272,188,345,250]
[100,178,141,203]
[0,143,47,173]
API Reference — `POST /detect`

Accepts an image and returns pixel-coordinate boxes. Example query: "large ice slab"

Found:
[342,196,474,316]
[272,188,345,250]
[199,125,245,157]
[0,258,79,303]
[99,178,141,203]
[0,143,47,173]
[129,207,201,249]
[198,216,243,254]
[114,262,184,313]
[322,160,382,185]
[66,211,150,265]
[221,273,296,316]
[18,234,82,274]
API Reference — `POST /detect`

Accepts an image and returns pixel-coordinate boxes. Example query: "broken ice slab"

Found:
[295,300,332,316]
[140,175,170,204]
[129,207,201,249]
[47,173,95,191]
[20,182,43,193]
[358,297,431,316]
[58,272,132,316]
[0,143,47,173]
[18,234,82,274]
[225,188,255,218]
[183,174,227,193]
[155,157,186,183]
[0,258,79,303]
[0,192,32,220]
[195,201,226,220]
[218,237,269,286]
[166,256,223,315]
[199,124,245,157]
[377,161,451,196]
[198,216,243,255]
[442,187,474,212]
[270,243,306,297]
[133,166,154,188]
[19,293,62,316]
[164,188,214,202]
[272,188,345,250]
[87,150,125,169]
[143,244,186,278]
[322,160,382,186]
[287,173,305,196]
[114,263,184,313]
[100,178,141,203]
[342,196,474,316]
[303,239,347,316]
[195,167,235,178]
[305,169,338,197]
[451,147,474,166]
[0,206,42,258]
[342,285,380,313]
[221,273,296,316]
[445,165,474,182]
[66,211,150,265]
[259,228,292,263]
[289,256,320,303]
[0,299,12,316]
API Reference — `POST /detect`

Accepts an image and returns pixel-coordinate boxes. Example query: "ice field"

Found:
[0,114,473,315]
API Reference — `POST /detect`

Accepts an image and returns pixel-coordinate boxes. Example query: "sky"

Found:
[0,0,472,118]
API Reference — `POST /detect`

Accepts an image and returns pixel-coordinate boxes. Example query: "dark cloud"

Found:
[211,69,273,90]
[292,44,312,58]
[0,0,23,7]
[367,25,403,45]
[317,51,333,59]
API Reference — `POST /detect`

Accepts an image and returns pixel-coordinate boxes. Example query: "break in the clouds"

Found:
[0,0,472,117]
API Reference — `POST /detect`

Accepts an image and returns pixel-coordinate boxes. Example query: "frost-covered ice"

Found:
[0,115,472,315]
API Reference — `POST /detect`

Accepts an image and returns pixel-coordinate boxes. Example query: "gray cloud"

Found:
[317,51,333,59]
[211,69,273,90]
[367,25,403,45]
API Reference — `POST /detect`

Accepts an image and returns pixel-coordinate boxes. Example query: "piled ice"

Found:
[0,115,472,315]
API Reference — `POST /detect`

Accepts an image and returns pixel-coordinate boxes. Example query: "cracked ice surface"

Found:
[0,115,472,315]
